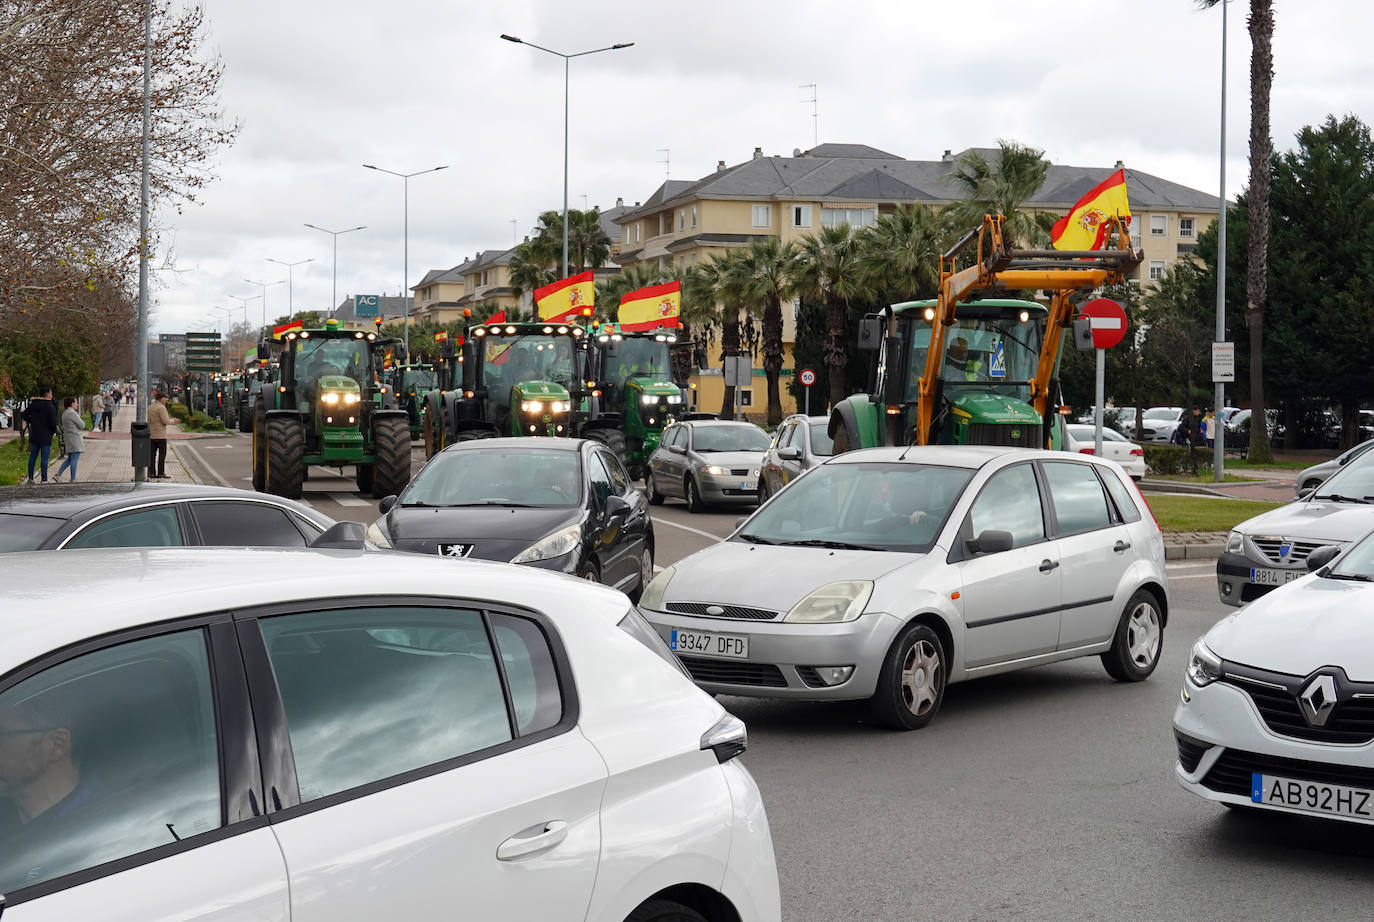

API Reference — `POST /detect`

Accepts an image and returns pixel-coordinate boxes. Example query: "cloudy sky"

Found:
[152,0,1373,336]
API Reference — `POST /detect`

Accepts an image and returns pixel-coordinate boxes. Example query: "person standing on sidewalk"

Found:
[20,388,59,484]
[90,393,106,433]
[101,392,115,432]
[148,391,171,479]
[53,398,85,482]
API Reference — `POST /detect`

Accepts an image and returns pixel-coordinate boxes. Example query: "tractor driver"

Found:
[944,337,983,382]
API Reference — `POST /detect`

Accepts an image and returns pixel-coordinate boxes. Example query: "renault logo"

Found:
[1299,674,1338,727]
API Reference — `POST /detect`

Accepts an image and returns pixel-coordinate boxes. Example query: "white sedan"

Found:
[1177,533,1374,826]
[1064,423,1147,480]
[0,547,779,922]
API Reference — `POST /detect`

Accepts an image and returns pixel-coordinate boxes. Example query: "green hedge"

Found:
[1143,445,1213,475]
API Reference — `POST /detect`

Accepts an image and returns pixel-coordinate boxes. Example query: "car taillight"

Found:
[1130,448,1144,456]
[1128,475,1161,531]
[1078,448,1095,455]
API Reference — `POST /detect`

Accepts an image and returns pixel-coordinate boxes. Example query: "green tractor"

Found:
[830,213,1140,452]
[582,324,686,479]
[251,320,411,499]
[386,362,437,441]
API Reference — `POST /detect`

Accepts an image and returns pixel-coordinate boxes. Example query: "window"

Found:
[1099,468,1143,523]
[789,423,809,450]
[633,224,641,243]
[752,204,770,228]
[1042,461,1112,535]
[66,505,184,548]
[1149,260,1166,280]
[690,205,697,228]
[489,614,562,734]
[966,464,1044,550]
[623,227,630,244]
[587,453,615,508]
[260,607,513,802]
[821,207,877,229]
[1150,214,1167,236]
[668,426,687,450]
[792,204,811,228]
[599,451,631,494]
[1179,217,1195,239]
[677,210,685,231]
[192,502,308,547]
[0,630,221,894]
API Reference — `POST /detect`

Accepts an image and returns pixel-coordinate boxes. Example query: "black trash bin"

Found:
[130,420,151,473]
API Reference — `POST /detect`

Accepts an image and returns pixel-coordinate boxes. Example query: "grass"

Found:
[1150,472,1258,484]
[1143,494,1285,533]
[1226,458,1322,471]
[0,439,29,486]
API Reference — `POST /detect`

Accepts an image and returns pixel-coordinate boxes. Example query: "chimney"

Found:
[615,197,623,207]
[793,148,802,157]
[1115,160,1124,169]
[942,149,953,162]
[717,160,726,172]
[752,146,763,159]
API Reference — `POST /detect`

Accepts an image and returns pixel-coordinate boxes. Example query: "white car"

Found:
[0,547,779,922]
[1136,407,1185,444]
[1063,423,1147,480]
[639,446,1169,730]
[1176,533,1374,826]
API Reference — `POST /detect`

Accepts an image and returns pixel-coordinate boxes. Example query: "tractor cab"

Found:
[457,322,589,438]
[585,325,686,477]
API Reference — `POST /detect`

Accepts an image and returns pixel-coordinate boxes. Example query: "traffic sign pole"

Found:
[1077,299,1127,458]
[1095,348,1105,457]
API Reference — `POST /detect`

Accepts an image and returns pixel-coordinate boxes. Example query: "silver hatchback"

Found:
[639,446,1169,730]
[758,414,834,502]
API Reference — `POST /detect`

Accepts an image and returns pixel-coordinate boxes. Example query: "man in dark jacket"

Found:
[20,388,59,484]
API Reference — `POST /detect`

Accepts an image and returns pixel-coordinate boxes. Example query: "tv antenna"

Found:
[657,147,670,179]
[800,83,819,147]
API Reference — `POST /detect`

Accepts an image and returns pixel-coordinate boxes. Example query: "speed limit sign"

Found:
[799,368,816,386]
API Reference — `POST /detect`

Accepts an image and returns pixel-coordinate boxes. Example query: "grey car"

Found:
[639,446,1169,730]
[1294,438,1374,498]
[644,419,771,512]
[758,414,834,502]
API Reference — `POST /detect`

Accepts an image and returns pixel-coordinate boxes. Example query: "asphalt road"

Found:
[183,430,1374,921]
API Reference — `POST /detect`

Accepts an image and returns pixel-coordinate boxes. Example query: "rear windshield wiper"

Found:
[1324,571,1374,582]
[1315,494,1369,504]
[777,538,885,551]
[735,533,775,545]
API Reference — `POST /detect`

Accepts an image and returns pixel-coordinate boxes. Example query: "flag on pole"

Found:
[534,271,595,322]
[434,331,448,342]
[1050,169,1131,251]
[272,320,303,339]
[618,281,681,331]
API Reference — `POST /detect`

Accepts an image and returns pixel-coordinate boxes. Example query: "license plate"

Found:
[669,627,749,660]
[740,480,757,491]
[1252,773,1374,818]
[1250,567,1303,585]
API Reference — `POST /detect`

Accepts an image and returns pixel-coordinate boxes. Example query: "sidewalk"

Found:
[3,401,202,484]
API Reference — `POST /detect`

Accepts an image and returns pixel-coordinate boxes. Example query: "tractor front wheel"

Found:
[265,416,305,499]
[585,428,630,470]
[372,416,411,499]
[251,410,267,492]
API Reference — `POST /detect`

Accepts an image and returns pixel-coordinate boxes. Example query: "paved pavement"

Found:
[2,401,201,484]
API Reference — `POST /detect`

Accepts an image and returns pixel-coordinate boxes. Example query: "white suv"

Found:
[0,548,779,921]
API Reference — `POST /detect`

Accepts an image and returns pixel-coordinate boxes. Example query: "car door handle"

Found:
[497,820,569,861]
[1113,540,1132,553]
[1039,559,1059,573]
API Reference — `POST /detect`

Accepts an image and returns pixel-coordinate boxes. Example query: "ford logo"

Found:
[706,605,726,616]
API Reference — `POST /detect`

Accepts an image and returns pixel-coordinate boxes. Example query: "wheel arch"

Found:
[633,884,741,922]
[903,611,955,668]
[1133,580,1169,627]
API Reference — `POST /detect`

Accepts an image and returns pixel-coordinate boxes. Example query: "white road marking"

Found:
[653,517,727,542]
[175,441,232,488]
[1169,573,1219,581]
[1166,562,1215,571]
[327,493,372,507]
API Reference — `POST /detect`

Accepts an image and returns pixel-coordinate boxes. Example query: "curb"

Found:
[1139,479,1229,497]
[1164,543,1222,560]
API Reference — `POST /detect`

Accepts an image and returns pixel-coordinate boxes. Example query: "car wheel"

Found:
[1101,589,1164,682]
[686,476,705,513]
[869,623,946,731]
[625,900,708,922]
[576,560,600,583]
[645,471,664,505]
[628,546,654,603]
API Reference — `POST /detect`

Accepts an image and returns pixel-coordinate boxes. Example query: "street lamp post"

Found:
[1214,0,1229,483]
[500,34,633,278]
[304,223,366,316]
[363,164,448,355]
[265,257,313,320]
[244,278,284,335]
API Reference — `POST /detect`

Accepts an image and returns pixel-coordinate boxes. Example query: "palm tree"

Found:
[1199,0,1274,462]
[948,140,1053,247]
[736,237,799,426]
[685,251,750,418]
[859,204,949,302]
[795,224,865,410]
[567,209,612,275]
[506,242,555,317]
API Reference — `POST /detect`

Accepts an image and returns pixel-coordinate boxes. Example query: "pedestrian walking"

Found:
[101,392,115,432]
[90,392,106,432]
[53,398,85,482]
[148,390,171,479]
[19,388,59,484]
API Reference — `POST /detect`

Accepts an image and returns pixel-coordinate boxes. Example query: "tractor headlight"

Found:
[344,392,360,404]
[511,524,581,563]
[641,394,657,405]
[784,581,873,624]
[550,401,567,413]
[667,394,682,404]
[522,400,545,414]
[321,392,340,405]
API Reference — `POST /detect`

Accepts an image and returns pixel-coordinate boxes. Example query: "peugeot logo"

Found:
[1299,674,1338,727]
[438,544,473,558]
[706,605,726,616]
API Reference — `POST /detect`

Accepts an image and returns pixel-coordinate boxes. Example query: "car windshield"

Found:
[736,462,974,553]
[0,513,63,552]
[1312,449,1374,502]
[402,449,582,507]
[1328,532,1374,579]
[1143,408,1179,420]
[809,424,835,457]
[1068,425,1126,443]
[693,425,771,453]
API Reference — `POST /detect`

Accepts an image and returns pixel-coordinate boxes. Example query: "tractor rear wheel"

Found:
[265,416,305,499]
[585,428,629,470]
[239,401,254,433]
[371,416,411,499]
[455,428,492,443]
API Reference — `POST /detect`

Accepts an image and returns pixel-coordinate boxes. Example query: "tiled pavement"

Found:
[3,401,201,484]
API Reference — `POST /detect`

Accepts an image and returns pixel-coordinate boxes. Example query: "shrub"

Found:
[1143,445,1212,476]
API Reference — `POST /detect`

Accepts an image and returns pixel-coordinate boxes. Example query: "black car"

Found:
[0,482,335,551]
[365,437,655,599]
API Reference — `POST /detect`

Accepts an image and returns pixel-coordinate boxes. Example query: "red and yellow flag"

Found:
[534,271,595,323]
[1050,169,1131,251]
[619,281,681,331]
[434,331,448,342]
[485,309,506,325]
[272,320,303,340]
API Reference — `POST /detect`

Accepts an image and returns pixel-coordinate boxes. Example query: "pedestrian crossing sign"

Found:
[990,341,1006,378]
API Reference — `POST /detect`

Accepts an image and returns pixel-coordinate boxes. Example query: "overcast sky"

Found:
[152,0,1373,336]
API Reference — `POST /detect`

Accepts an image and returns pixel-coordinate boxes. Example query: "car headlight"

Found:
[1186,639,1223,687]
[703,465,729,476]
[639,565,674,611]
[364,519,392,548]
[511,524,581,563]
[784,580,873,623]
[1226,531,1244,554]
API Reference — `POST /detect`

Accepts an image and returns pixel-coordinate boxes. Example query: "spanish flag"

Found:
[619,281,681,331]
[534,271,595,323]
[434,331,448,342]
[485,309,506,325]
[1050,169,1131,251]
[272,320,303,339]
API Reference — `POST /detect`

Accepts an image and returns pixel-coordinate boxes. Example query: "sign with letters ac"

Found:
[1212,342,1235,383]
[354,294,380,318]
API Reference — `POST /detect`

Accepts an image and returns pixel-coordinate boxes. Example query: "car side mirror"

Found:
[378,495,398,514]
[668,443,686,455]
[604,494,631,520]
[965,529,1013,556]
[1298,485,1316,500]
[1307,544,1341,572]
[777,446,801,461]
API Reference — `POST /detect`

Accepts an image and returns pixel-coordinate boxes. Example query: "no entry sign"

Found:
[1079,298,1127,350]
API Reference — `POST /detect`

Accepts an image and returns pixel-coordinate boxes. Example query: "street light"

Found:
[304,223,366,316]
[363,163,448,355]
[244,277,284,334]
[500,33,633,278]
[265,257,313,319]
